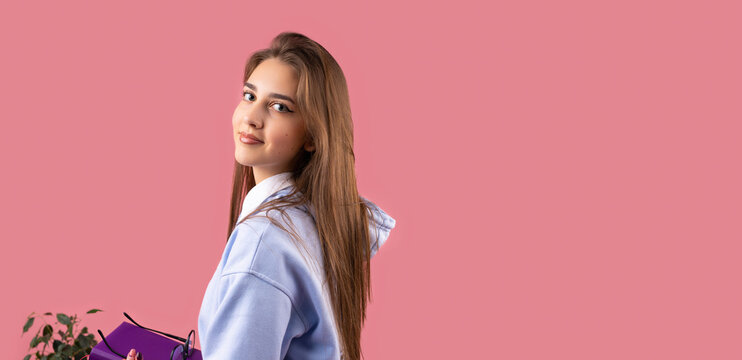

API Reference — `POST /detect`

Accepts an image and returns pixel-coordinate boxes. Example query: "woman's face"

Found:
[232,58,314,184]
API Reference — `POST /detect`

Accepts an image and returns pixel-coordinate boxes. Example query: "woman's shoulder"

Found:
[224,200,321,278]
[220,217,270,277]
[221,209,324,311]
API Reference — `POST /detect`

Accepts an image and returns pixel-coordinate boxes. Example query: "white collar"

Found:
[238,171,295,222]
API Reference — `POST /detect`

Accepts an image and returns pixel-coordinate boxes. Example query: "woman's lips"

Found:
[239,131,263,144]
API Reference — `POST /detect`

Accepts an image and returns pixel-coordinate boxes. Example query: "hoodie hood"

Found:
[360,195,396,258]
[263,187,396,258]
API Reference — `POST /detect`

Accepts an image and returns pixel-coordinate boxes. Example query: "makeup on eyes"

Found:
[242,89,294,113]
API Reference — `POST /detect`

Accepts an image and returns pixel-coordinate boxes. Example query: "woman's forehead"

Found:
[246,58,298,95]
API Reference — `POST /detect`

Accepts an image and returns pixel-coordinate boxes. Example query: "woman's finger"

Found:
[125,348,136,359]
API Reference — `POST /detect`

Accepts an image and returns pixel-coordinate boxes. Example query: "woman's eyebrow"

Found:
[244,82,296,105]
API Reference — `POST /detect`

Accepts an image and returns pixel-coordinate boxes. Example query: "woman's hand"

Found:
[122,348,142,360]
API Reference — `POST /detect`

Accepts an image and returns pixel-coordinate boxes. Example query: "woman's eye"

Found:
[242,91,293,113]
[271,103,291,113]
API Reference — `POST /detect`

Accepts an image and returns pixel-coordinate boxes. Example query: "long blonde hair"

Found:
[226,32,374,360]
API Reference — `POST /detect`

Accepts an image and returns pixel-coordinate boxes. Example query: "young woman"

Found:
[123,32,396,360]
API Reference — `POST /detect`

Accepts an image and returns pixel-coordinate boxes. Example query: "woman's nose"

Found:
[243,106,264,129]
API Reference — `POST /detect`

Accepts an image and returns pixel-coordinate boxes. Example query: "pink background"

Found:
[2,0,740,359]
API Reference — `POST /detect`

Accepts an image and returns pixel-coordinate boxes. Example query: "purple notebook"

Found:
[90,322,203,360]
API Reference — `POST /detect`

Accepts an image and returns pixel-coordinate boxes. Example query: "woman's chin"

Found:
[234,152,256,167]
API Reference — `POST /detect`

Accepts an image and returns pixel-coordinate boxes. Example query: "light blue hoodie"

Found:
[198,172,396,359]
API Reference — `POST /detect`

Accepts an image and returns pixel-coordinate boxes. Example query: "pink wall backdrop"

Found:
[2,0,740,359]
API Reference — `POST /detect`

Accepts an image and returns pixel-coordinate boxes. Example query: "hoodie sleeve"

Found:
[204,271,306,359]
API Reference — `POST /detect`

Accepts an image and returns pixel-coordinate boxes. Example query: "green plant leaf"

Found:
[76,332,90,349]
[86,309,102,314]
[53,339,64,352]
[29,334,41,348]
[23,355,30,360]
[80,326,88,334]
[71,347,85,360]
[87,333,97,346]
[23,317,35,333]
[40,335,51,346]
[62,344,76,358]
[44,312,52,316]
[56,313,71,326]
[42,324,53,338]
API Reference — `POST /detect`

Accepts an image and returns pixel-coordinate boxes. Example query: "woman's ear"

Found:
[304,139,315,152]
